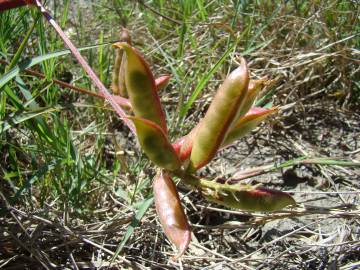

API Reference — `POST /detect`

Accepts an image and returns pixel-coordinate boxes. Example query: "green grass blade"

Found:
[111,196,154,262]
[5,14,40,72]
[0,42,113,89]
[179,41,237,119]
[0,106,61,133]
[12,162,56,202]
[246,4,282,50]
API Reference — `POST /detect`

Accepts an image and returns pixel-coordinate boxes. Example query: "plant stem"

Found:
[32,0,135,134]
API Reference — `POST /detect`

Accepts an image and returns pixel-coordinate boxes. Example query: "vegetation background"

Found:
[0,0,359,269]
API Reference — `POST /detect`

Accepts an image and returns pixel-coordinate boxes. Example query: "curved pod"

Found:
[223,107,277,146]
[129,117,181,171]
[112,28,132,96]
[236,79,267,119]
[155,75,171,91]
[204,187,296,211]
[153,173,191,259]
[197,177,296,211]
[189,59,249,171]
[113,42,168,133]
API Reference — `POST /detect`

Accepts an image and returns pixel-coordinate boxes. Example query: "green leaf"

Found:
[12,162,56,202]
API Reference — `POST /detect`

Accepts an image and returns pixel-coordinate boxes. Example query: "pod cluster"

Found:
[112,37,295,259]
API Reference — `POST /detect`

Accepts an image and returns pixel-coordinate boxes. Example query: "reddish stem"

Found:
[32,0,136,134]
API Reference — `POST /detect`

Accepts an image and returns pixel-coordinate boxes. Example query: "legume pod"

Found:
[189,59,249,171]
[155,75,171,91]
[237,79,267,119]
[197,177,296,211]
[129,116,181,171]
[112,28,132,96]
[113,42,168,133]
[223,107,277,146]
[174,107,276,161]
[204,187,296,211]
[153,172,191,260]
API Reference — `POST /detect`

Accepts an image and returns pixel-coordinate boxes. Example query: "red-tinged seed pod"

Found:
[205,187,296,211]
[129,116,181,171]
[111,49,123,95]
[112,28,132,96]
[178,125,199,162]
[236,79,267,119]
[0,0,34,11]
[222,107,278,146]
[189,59,249,171]
[172,125,198,162]
[118,28,132,97]
[110,95,132,110]
[155,75,171,91]
[113,42,168,134]
[153,173,191,260]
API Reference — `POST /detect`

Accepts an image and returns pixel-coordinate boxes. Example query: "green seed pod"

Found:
[113,42,168,133]
[236,79,267,119]
[223,107,277,146]
[118,53,128,97]
[198,178,295,211]
[129,116,181,171]
[112,28,132,96]
[111,48,122,95]
[204,187,296,211]
[189,59,249,171]
[153,172,191,260]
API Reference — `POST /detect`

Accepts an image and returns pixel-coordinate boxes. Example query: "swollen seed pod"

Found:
[197,177,295,211]
[155,75,171,91]
[173,126,197,162]
[189,59,249,171]
[110,95,132,110]
[111,47,122,95]
[223,107,277,146]
[153,173,191,260]
[129,116,181,171]
[113,42,168,133]
[236,79,267,119]
[174,79,268,161]
[112,28,132,96]
[204,186,296,211]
